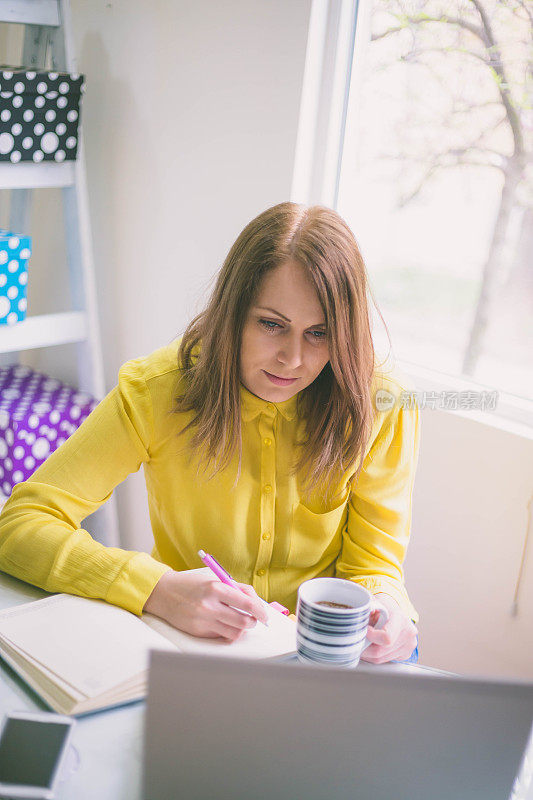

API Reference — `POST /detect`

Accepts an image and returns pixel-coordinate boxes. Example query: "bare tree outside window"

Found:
[338,0,532,401]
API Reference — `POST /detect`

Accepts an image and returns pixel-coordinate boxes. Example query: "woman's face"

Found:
[240,260,330,401]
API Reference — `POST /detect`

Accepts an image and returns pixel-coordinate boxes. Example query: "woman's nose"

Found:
[277,336,303,369]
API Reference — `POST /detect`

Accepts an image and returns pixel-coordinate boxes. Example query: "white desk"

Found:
[0,571,530,799]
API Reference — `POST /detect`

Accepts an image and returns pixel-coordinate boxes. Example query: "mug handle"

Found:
[362,600,389,652]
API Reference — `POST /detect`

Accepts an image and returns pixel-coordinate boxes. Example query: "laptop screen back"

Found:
[144,651,533,800]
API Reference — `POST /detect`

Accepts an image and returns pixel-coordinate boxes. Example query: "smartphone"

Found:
[0,711,76,799]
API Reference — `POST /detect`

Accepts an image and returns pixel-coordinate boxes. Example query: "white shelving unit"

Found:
[0,311,87,353]
[0,161,75,188]
[0,0,120,546]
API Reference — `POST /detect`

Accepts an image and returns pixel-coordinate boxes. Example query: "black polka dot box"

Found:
[0,364,98,498]
[0,66,85,163]
[0,229,31,325]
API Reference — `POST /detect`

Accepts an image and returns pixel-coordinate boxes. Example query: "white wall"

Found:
[408,409,533,680]
[4,2,532,681]
[72,0,312,370]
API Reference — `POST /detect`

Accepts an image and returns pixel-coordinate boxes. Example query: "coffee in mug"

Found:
[316,601,354,609]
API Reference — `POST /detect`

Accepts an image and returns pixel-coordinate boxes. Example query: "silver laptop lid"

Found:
[144,651,533,800]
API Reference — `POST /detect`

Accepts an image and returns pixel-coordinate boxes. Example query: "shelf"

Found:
[0,1,121,549]
[0,162,75,190]
[0,311,88,354]
[0,1,60,26]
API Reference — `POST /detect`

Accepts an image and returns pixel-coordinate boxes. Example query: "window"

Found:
[337,0,533,405]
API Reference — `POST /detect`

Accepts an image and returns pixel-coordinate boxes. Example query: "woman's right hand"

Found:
[142,569,269,642]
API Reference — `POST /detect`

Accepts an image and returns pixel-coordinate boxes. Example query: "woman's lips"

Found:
[262,370,298,386]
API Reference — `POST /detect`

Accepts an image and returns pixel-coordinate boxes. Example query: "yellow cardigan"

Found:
[0,340,420,621]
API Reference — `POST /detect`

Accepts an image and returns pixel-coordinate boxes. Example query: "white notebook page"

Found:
[143,600,296,660]
[0,594,175,697]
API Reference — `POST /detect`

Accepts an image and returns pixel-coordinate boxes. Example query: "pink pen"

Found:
[198,549,270,627]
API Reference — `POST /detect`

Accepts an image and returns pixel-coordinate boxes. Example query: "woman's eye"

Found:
[259,319,281,332]
[310,330,326,339]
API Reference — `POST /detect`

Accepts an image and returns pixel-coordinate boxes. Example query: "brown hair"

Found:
[173,201,382,503]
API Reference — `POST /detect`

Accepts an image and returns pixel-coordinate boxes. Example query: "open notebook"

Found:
[0,568,296,716]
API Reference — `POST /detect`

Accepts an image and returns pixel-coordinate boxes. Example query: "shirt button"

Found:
[264,484,272,493]
[262,532,271,541]
[257,568,266,576]
[267,403,275,413]
[263,437,272,446]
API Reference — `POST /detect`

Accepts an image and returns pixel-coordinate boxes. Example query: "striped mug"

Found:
[296,577,389,668]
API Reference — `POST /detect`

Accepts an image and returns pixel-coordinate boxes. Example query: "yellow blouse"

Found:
[0,339,420,621]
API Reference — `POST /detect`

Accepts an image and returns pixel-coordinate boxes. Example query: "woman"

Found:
[0,202,419,664]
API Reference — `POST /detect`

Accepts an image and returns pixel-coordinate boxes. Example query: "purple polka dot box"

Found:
[0,229,31,325]
[0,364,98,498]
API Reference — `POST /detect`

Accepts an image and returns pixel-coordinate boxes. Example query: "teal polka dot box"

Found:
[0,229,31,325]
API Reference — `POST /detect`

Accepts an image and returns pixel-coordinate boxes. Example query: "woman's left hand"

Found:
[361,593,418,664]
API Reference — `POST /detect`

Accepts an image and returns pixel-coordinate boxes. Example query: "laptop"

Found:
[143,651,533,800]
